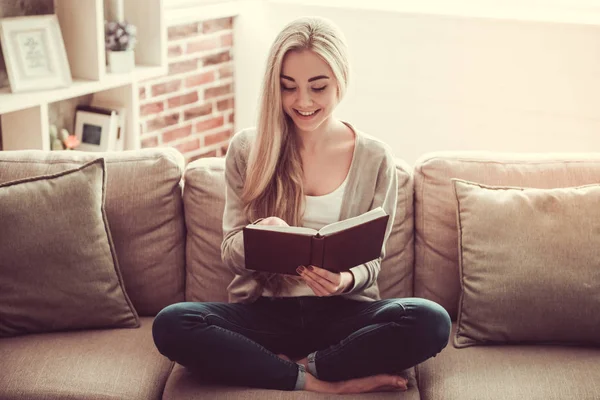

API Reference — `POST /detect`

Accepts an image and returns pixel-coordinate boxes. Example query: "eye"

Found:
[281,85,296,92]
[312,86,327,92]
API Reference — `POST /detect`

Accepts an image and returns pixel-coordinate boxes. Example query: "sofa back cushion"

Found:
[413,151,600,320]
[184,157,414,302]
[0,149,186,316]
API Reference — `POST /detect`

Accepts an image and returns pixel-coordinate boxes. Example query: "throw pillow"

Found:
[0,158,139,337]
[452,178,600,348]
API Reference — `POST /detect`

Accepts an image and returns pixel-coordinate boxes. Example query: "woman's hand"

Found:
[296,265,354,296]
[256,216,289,226]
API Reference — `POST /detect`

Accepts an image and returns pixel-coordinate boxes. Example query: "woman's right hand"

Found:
[256,216,289,226]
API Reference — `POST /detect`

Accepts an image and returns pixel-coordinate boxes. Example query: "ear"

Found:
[336,86,343,103]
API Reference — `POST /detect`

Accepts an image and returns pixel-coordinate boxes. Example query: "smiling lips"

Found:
[294,109,320,117]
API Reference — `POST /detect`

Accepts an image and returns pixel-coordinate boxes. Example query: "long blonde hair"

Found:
[242,16,350,295]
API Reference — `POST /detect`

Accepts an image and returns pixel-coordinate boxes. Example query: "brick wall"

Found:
[138,17,235,163]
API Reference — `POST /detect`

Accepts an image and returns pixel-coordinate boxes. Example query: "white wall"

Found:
[234,1,600,166]
[233,0,271,134]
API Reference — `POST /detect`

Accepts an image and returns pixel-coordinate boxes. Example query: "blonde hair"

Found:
[242,16,350,294]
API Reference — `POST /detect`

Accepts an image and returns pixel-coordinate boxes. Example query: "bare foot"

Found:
[304,373,408,394]
[335,374,408,394]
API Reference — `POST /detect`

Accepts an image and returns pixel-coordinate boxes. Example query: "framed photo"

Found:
[0,15,72,93]
[90,100,127,151]
[74,107,119,152]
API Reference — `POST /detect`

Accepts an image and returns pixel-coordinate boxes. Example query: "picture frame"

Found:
[90,100,127,151]
[0,15,72,93]
[74,107,119,152]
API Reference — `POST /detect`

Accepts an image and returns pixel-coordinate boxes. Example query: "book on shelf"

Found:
[243,207,389,275]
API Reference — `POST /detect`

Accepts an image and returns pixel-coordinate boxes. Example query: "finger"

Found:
[298,267,330,294]
[305,265,340,285]
[301,267,339,291]
[300,269,334,295]
[303,277,329,297]
[297,270,326,296]
[300,268,335,292]
[260,217,276,225]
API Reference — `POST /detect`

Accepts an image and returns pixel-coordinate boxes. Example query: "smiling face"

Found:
[280,49,339,134]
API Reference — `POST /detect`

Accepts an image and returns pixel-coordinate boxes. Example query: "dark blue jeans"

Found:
[152,296,451,391]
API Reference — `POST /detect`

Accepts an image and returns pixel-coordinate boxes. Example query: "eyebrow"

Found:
[280,75,330,82]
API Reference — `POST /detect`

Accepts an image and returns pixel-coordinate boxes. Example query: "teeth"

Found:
[297,110,316,116]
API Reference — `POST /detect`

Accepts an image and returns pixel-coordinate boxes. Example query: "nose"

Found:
[296,88,313,109]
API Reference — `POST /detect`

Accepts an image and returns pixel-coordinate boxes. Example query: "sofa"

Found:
[1,147,599,400]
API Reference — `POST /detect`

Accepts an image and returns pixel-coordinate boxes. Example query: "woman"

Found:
[152,16,451,394]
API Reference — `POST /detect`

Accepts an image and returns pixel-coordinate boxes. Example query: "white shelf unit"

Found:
[0,0,167,151]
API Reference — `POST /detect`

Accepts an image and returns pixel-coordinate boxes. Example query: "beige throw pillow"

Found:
[452,179,600,348]
[0,158,139,337]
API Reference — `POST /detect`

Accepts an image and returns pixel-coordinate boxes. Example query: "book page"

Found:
[244,224,318,236]
[317,207,387,236]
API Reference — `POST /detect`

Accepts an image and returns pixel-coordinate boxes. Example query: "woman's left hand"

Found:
[296,265,354,296]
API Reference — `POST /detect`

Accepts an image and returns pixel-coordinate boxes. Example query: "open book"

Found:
[243,207,389,275]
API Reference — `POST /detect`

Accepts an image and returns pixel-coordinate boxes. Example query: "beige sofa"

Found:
[1,148,599,400]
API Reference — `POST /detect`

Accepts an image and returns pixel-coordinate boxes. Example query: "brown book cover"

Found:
[243,207,389,275]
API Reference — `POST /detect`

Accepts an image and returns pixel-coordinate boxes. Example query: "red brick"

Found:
[151,80,182,97]
[185,71,215,88]
[204,128,232,147]
[168,91,199,109]
[168,23,199,40]
[174,138,200,154]
[184,103,213,120]
[146,113,180,132]
[140,101,164,116]
[187,37,220,54]
[169,59,199,75]
[220,32,233,47]
[217,97,234,111]
[204,83,232,99]
[187,150,218,164]
[139,86,146,100]
[163,124,193,143]
[141,135,158,148]
[228,112,235,123]
[219,64,233,79]
[202,18,233,34]
[196,115,224,133]
[220,142,229,155]
[168,45,183,57]
[202,51,231,67]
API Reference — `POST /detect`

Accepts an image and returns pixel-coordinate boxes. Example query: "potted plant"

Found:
[104,20,137,73]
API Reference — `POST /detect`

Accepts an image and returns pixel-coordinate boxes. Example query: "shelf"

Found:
[0,65,165,115]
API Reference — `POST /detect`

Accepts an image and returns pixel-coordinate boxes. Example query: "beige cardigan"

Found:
[221,125,398,303]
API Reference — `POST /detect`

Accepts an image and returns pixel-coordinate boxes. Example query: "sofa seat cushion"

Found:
[162,364,420,399]
[416,324,600,400]
[0,317,173,400]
